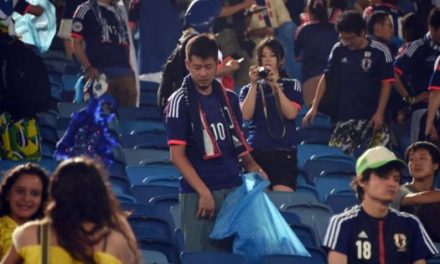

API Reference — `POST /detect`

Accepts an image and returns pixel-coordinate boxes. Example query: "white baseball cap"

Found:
[356,146,406,176]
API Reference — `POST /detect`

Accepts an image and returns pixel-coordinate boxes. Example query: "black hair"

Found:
[0,163,49,219]
[367,11,390,35]
[308,0,329,23]
[401,13,425,42]
[429,8,440,30]
[405,141,440,176]
[352,161,402,202]
[185,33,218,62]
[336,10,366,36]
[255,37,285,70]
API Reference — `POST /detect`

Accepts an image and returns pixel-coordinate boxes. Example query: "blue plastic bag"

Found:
[210,173,310,264]
[13,0,56,53]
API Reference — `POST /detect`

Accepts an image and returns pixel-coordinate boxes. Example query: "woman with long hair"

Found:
[240,37,302,192]
[0,163,49,259]
[1,157,140,264]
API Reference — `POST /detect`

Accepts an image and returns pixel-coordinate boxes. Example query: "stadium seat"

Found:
[138,236,179,264]
[129,215,172,242]
[267,190,320,209]
[325,189,358,214]
[180,251,246,264]
[116,120,165,135]
[140,249,169,264]
[281,203,333,243]
[313,172,353,202]
[131,185,179,205]
[120,131,167,149]
[261,247,327,264]
[118,106,161,120]
[126,163,179,186]
[297,144,345,172]
[304,154,355,184]
[123,148,170,166]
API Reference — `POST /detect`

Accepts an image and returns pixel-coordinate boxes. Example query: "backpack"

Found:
[157,32,197,113]
[0,39,51,119]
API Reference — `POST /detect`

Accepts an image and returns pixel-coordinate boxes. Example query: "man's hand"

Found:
[85,66,100,80]
[302,106,318,127]
[370,112,384,131]
[197,190,215,220]
[425,121,439,142]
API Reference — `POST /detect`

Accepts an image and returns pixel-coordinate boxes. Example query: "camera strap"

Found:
[258,82,286,139]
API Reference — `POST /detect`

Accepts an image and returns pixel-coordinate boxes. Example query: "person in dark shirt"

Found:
[303,11,394,156]
[71,0,138,107]
[323,146,438,264]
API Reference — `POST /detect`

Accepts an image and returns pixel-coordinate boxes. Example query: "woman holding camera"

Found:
[239,37,303,192]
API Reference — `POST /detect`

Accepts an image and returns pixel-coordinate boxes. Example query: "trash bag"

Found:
[210,172,310,264]
[13,0,56,53]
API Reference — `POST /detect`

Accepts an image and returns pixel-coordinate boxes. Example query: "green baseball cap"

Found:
[356,146,406,176]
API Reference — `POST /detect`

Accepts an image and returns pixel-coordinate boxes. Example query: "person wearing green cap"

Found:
[323,146,438,264]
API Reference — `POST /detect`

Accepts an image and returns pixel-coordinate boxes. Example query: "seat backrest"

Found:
[137,236,178,264]
[123,148,170,166]
[297,144,345,171]
[131,184,179,205]
[126,164,179,186]
[281,203,333,243]
[267,190,319,209]
[181,251,246,264]
[325,192,358,214]
[313,173,353,201]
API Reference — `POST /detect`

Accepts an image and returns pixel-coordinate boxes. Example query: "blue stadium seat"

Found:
[304,154,355,185]
[126,163,179,186]
[137,236,179,264]
[109,175,131,195]
[120,131,167,149]
[180,251,246,264]
[325,189,358,214]
[116,120,165,135]
[123,148,170,166]
[313,172,353,202]
[267,190,320,209]
[281,203,333,243]
[118,106,161,120]
[297,144,345,172]
[131,185,179,205]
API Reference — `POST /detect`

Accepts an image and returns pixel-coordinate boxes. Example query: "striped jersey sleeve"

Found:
[429,55,440,91]
[323,206,360,252]
[164,89,188,146]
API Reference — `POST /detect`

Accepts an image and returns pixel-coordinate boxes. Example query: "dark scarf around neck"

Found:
[181,75,251,160]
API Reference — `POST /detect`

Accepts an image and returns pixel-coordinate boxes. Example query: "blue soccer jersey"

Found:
[326,39,395,121]
[165,87,243,193]
[71,2,130,69]
[323,205,438,264]
[239,78,302,151]
[395,33,440,110]
[295,22,339,82]
[429,55,440,92]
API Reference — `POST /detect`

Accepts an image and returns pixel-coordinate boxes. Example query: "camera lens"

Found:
[258,66,268,79]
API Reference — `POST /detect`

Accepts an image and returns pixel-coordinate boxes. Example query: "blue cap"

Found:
[184,0,222,33]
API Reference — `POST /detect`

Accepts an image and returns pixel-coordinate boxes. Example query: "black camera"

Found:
[258,66,269,79]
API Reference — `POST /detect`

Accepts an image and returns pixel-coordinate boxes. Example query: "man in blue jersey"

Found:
[164,34,266,251]
[71,0,138,107]
[394,8,440,142]
[323,146,438,264]
[426,55,440,141]
[303,11,395,155]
